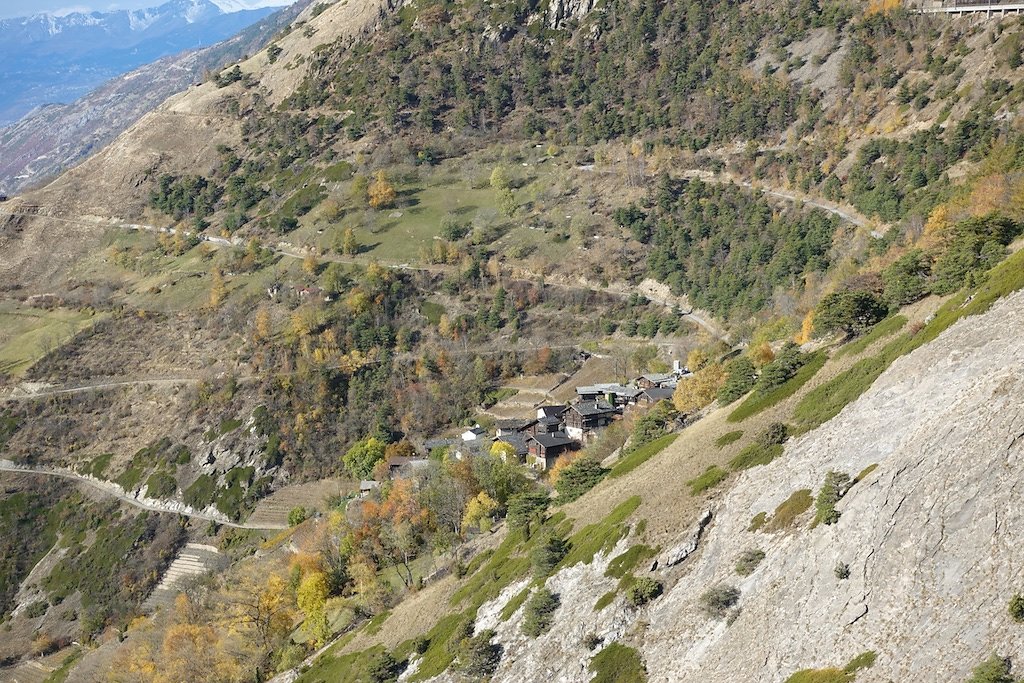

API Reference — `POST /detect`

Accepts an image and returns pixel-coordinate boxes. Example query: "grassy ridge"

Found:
[728,351,826,423]
[608,434,678,479]
[795,249,1024,432]
[833,315,907,360]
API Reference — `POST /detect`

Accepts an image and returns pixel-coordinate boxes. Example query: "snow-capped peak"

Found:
[209,0,294,12]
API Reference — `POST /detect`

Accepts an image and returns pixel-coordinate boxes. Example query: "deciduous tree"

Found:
[368,170,397,209]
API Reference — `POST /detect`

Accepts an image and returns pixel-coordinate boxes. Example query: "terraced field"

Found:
[245,478,354,529]
[141,543,227,613]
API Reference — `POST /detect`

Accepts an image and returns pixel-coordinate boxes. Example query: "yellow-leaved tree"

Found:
[673,362,726,413]
[462,491,499,533]
[490,440,517,461]
[368,170,396,209]
[208,268,227,309]
[297,571,331,647]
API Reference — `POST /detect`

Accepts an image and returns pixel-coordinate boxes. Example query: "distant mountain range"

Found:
[0,0,293,125]
[0,0,310,196]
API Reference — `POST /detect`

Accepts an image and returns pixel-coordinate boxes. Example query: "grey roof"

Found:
[495,418,533,431]
[642,387,675,401]
[576,383,642,398]
[537,405,568,417]
[639,372,676,384]
[529,431,576,448]
[495,434,529,456]
[571,400,619,417]
[538,415,562,426]
[387,456,429,469]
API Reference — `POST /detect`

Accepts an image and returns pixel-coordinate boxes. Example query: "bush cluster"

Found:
[700,584,740,619]
[522,588,560,637]
[626,577,663,607]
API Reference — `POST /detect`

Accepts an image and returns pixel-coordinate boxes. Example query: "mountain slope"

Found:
[286,253,1024,683]
[3,1,1024,679]
[0,0,311,195]
[0,0,287,125]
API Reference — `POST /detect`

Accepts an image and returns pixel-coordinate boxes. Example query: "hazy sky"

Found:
[0,1,164,19]
[0,0,291,19]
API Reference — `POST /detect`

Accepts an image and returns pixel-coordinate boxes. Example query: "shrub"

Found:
[844,650,876,673]
[729,442,783,471]
[144,471,177,498]
[506,491,549,536]
[1009,594,1024,623]
[583,633,603,650]
[440,215,470,241]
[411,636,430,655]
[606,545,657,579]
[700,584,740,619]
[448,617,475,655]
[555,457,607,503]
[883,249,930,306]
[728,351,826,423]
[288,507,309,527]
[456,628,502,678]
[531,533,569,577]
[834,562,851,580]
[609,433,677,479]
[814,471,851,526]
[366,651,402,683]
[626,401,678,453]
[813,290,887,338]
[626,577,663,606]
[687,465,728,495]
[734,549,765,576]
[718,356,756,404]
[594,590,616,611]
[522,588,559,637]
[716,431,743,448]
[765,489,813,531]
[25,601,48,618]
[966,654,1015,683]
[748,512,767,532]
[755,343,806,393]
[758,423,788,447]
[589,643,647,683]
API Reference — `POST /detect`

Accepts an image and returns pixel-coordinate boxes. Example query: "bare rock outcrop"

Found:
[547,0,598,29]
[422,288,1024,682]
[652,507,712,570]
[642,289,1024,681]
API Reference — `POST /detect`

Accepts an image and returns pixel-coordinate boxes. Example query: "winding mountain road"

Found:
[0,376,204,402]
[0,459,288,530]
[677,169,878,230]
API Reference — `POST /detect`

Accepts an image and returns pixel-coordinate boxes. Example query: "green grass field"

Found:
[289,151,583,266]
[0,303,100,376]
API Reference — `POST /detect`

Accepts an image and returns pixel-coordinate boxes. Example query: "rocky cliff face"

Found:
[546,0,597,29]
[420,287,1024,682]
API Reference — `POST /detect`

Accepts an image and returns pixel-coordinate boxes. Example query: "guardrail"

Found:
[918,2,1024,14]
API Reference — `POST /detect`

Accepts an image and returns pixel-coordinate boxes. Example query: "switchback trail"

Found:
[0,208,726,339]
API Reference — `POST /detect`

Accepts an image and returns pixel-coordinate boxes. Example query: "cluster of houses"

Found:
[357,364,688,496]
[438,362,688,471]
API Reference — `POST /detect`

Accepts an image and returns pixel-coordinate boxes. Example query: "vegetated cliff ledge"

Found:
[423,287,1024,683]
